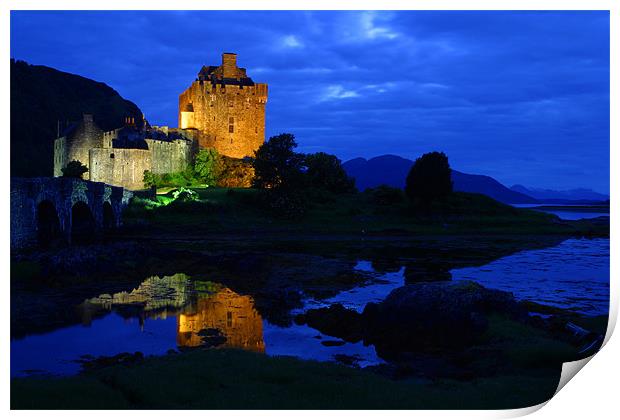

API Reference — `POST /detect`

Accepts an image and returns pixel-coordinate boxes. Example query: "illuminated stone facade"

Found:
[54,115,196,190]
[53,52,266,189]
[178,53,268,158]
[177,287,265,352]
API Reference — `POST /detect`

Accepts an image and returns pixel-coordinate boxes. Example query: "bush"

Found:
[172,187,199,202]
[194,148,222,185]
[304,152,356,194]
[143,170,159,188]
[218,156,254,188]
[258,189,308,219]
[143,169,198,189]
[252,133,305,190]
[405,152,453,204]
[61,160,88,179]
[368,185,404,206]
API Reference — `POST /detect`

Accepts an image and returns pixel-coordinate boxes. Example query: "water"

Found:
[511,204,609,220]
[452,238,609,315]
[11,238,609,377]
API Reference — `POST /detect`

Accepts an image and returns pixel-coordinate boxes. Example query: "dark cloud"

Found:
[10,10,609,192]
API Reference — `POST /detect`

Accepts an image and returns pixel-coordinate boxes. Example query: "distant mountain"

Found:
[343,155,413,190]
[451,170,539,204]
[510,185,609,202]
[343,155,539,204]
[10,59,143,177]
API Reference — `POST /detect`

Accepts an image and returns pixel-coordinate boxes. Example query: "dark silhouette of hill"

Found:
[510,184,608,203]
[343,155,539,204]
[451,170,538,204]
[11,59,143,177]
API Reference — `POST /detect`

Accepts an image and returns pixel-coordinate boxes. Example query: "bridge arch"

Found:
[11,178,132,249]
[36,200,61,247]
[71,201,96,243]
[102,201,115,230]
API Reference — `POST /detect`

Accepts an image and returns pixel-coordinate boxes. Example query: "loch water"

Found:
[11,238,609,377]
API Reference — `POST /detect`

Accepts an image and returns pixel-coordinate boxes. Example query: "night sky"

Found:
[10,10,610,193]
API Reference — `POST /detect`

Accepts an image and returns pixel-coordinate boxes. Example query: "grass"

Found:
[121,187,607,237]
[11,348,562,410]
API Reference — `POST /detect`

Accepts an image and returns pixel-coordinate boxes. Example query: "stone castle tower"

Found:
[178,53,268,158]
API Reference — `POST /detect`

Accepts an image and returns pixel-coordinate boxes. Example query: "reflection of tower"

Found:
[177,288,265,352]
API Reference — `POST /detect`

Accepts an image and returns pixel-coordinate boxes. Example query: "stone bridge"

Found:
[10,177,133,249]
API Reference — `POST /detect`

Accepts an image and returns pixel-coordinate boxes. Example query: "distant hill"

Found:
[451,170,539,204]
[10,59,143,177]
[510,184,609,203]
[342,155,539,204]
[343,155,413,190]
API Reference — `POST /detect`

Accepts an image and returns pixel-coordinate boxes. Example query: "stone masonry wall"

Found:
[89,148,152,191]
[146,139,194,174]
[179,81,267,159]
[53,137,67,177]
[65,115,104,179]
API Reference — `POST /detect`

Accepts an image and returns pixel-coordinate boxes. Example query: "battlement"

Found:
[178,52,268,158]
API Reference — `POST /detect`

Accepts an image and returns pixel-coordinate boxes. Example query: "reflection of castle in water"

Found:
[177,288,265,353]
[80,274,264,353]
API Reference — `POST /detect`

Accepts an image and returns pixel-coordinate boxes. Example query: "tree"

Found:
[252,133,305,189]
[194,148,221,186]
[61,160,88,179]
[143,170,160,188]
[304,152,356,193]
[405,152,453,203]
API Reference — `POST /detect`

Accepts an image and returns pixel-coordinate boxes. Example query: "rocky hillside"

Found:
[10,59,143,177]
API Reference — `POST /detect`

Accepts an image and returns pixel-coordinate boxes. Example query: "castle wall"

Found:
[146,139,194,174]
[65,115,103,178]
[179,81,267,159]
[89,148,152,191]
[53,137,67,177]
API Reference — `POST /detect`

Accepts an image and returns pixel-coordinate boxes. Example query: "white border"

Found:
[2,1,617,419]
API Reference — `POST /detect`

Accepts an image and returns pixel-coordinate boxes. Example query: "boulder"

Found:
[362,281,526,351]
[295,303,363,343]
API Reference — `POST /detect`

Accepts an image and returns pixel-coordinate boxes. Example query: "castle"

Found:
[53,53,268,190]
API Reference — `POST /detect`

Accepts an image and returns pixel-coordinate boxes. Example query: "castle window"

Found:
[229,117,234,133]
[255,127,258,134]
[110,153,115,159]
[227,311,233,327]
[229,125,234,133]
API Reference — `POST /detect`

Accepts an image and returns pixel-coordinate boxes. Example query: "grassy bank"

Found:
[11,347,561,410]
[121,188,608,237]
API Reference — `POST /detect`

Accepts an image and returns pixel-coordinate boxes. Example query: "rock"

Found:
[78,351,144,371]
[333,354,363,366]
[362,281,526,351]
[403,262,452,283]
[321,340,346,347]
[370,258,403,274]
[295,304,363,343]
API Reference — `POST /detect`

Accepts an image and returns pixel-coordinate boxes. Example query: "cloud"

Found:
[281,35,303,48]
[319,85,360,101]
[9,10,609,192]
[359,11,399,40]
